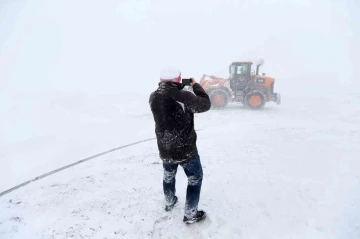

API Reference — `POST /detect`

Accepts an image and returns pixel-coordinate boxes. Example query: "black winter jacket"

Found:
[149,82,211,164]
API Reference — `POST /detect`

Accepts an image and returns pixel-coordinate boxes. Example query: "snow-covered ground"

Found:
[0,91,155,191]
[1,91,360,238]
[1,0,360,238]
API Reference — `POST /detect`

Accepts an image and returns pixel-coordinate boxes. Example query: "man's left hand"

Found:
[190,78,197,86]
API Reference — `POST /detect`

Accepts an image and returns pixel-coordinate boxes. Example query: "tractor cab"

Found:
[229,62,253,91]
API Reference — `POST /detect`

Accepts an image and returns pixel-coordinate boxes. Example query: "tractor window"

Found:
[230,64,250,76]
[230,65,236,76]
[236,65,249,74]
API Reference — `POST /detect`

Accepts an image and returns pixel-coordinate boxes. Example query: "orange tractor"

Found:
[199,61,281,109]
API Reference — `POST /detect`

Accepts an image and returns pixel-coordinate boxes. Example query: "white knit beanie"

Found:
[159,66,181,82]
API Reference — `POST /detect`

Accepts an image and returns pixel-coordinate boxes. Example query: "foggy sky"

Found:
[0,0,359,95]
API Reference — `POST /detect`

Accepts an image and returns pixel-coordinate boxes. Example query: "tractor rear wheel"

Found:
[209,89,229,109]
[245,91,265,110]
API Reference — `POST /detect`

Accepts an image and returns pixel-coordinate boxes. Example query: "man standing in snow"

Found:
[149,67,211,224]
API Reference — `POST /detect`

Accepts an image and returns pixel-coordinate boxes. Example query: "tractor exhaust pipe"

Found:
[255,58,264,75]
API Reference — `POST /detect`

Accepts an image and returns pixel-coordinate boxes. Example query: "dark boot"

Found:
[165,196,178,212]
[183,210,206,224]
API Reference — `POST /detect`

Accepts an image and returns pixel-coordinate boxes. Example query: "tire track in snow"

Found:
[0,129,202,198]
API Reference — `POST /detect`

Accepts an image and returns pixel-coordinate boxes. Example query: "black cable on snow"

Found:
[0,137,156,198]
[0,129,203,198]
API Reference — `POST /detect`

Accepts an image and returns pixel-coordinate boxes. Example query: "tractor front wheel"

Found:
[209,89,229,109]
[245,91,265,110]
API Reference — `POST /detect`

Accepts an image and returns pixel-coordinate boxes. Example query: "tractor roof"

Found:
[231,61,253,64]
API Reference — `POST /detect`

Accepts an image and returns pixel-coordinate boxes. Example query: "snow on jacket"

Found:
[149,81,211,164]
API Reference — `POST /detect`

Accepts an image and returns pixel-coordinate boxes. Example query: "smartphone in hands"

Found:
[182,78,193,86]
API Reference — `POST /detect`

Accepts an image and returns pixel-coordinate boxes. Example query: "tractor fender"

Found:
[245,90,266,99]
[207,87,232,100]
[246,85,269,100]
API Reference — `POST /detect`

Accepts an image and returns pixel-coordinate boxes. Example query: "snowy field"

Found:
[1,0,360,238]
[1,90,360,238]
[0,92,156,192]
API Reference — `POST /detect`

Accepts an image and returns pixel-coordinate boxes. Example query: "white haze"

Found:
[0,0,359,96]
[1,1,360,238]
[1,0,359,187]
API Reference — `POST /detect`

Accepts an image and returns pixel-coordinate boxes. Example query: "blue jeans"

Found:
[163,154,203,217]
